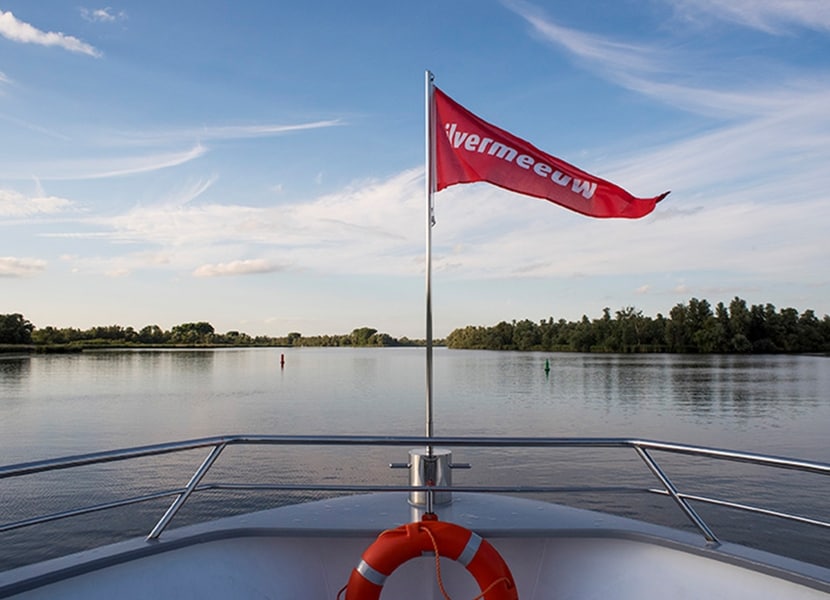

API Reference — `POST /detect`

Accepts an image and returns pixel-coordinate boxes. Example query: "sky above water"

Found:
[2,0,829,338]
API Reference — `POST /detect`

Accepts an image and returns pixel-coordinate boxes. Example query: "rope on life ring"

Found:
[342,514,518,600]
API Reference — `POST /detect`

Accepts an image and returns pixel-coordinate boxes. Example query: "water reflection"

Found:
[1,349,828,570]
[0,356,31,392]
[667,355,820,423]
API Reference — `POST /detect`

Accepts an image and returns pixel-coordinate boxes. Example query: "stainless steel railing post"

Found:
[146,443,227,540]
[634,445,720,545]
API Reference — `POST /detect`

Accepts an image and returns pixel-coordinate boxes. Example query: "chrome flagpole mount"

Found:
[390,448,471,511]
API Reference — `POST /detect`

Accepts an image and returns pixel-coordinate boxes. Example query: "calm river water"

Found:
[1,348,829,570]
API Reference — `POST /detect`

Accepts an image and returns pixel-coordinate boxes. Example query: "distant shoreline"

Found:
[1,344,826,357]
[0,343,289,354]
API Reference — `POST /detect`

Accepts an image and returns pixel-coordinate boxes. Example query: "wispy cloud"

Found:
[0,10,101,57]
[111,120,343,146]
[0,256,47,277]
[0,112,72,140]
[75,144,208,179]
[507,1,830,118]
[6,144,208,181]
[3,117,339,180]
[193,121,343,140]
[665,0,830,33]
[80,7,126,23]
[1,120,341,181]
[504,3,830,200]
[505,1,667,76]
[161,176,218,208]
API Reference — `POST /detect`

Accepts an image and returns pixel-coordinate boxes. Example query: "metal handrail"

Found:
[2,435,829,545]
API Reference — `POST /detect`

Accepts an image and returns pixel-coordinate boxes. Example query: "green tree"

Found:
[572,316,595,352]
[614,306,644,352]
[443,297,830,354]
[350,327,377,346]
[727,297,752,351]
[778,307,799,352]
[447,325,489,349]
[0,313,34,344]
[593,308,613,351]
[796,310,823,352]
[368,332,395,346]
[138,325,166,344]
[31,326,65,345]
[170,322,215,345]
[513,319,541,351]
[665,303,689,352]
[487,321,515,350]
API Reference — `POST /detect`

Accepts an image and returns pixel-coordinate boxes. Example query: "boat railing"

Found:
[1,435,829,547]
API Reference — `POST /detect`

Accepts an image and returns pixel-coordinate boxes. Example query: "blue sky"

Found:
[1,1,829,339]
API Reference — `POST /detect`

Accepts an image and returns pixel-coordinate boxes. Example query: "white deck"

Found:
[3,493,829,599]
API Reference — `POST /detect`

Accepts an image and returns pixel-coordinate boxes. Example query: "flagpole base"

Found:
[408,448,453,507]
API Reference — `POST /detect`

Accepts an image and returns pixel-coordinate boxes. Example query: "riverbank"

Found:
[0,344,82,354]
[0,343,284,354]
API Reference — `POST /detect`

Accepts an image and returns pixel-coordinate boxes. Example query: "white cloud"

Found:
[41,168,424,276]
[0,256,47,277]
[80,7,126,23]
[38,156,828,288]
[0,188,74,217]
[0,10,101,57]
[57,249,173,278]
[126,168,419,254]
[193,259,283,278]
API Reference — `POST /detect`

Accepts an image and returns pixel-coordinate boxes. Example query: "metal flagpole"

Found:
[424,70,435,451]
[407,71,458,512]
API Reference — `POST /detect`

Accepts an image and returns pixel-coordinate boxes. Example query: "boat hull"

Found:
[3,493,829,599]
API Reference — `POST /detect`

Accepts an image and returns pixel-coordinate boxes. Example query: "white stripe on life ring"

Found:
[456,532,482,567]
[357,560,388,587]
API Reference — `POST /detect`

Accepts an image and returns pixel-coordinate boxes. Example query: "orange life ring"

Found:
[345,516,518,599]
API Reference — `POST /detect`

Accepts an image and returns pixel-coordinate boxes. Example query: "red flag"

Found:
[433,87,668,219]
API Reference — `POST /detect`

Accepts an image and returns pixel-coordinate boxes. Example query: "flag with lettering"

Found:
[433,87,668,218]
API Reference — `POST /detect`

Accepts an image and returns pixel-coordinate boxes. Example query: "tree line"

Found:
[3,296,830,354]
[446,297,830,354]
[0,316,420,349]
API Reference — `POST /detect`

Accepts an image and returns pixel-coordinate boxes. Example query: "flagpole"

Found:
[424,70,435,451]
